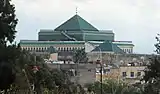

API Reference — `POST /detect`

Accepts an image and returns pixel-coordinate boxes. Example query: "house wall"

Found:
[47,64,96,86]
[96,68,120,81]
[95,65,146,84]
[119,66,146,84]
[120,66,146,79]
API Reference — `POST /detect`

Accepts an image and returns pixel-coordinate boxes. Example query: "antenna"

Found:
[76,7,78,15]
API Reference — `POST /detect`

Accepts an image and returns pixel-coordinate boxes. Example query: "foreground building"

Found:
[47,63,96,86]
[95,60,146,84]
[20,14,134,60]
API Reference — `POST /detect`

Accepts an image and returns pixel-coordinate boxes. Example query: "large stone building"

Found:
[20,14,134,60]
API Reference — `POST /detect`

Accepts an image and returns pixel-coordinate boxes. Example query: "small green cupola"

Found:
[92,41,125,54]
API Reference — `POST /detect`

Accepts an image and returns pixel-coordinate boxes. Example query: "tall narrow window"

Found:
[130,72,134,77]
[122,72,127,77]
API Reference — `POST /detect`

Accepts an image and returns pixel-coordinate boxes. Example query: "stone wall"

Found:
[47,64,96,86]
[87,53,152,65]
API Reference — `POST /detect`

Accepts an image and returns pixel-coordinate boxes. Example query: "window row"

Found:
[96,69,110,74]
[56,47,84,51]
[21,47,84,52]
[122,49,133,53]
[122,71,141,78]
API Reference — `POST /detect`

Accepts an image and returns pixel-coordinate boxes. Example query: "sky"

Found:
[11,0,160,54]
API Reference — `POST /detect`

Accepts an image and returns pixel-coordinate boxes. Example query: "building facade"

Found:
[20,14,134,60]
[119,65,146,84]
[95,63,146,84]
[47,63,96,86]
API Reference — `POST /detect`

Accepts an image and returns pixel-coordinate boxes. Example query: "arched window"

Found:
[68,47,71,51]
[64,47,66,51]
[42,47,45,52]
[36,47,39,52]
[70,47,72,51]
[39,47,41,52]
[41,47,43,52]
[28,47,30,51]
[66,47,69,51]
[130,49,132,53]
[44,47,46,51]
[58,47,60,51]
[72,47,75,51]
[61,47,63,51]
[45,47,47,52]
[31,47,34,51]
[128,49,131,53]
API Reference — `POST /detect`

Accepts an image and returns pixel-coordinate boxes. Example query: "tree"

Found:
[0,0,85,93]
[142,34,160,94]
[0,45,20,92]
[73,48,88,63]
[0,61,15,90]
[0,0,18,45]
[0,0,18,91]
[85,79,142,94]
[14,50,81,93]
[16,52,56,93]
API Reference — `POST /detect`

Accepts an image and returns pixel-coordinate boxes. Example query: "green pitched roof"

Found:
[54,15,98,31]
[92,41,125,54]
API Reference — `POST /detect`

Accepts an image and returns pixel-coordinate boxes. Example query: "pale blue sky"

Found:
[12,0,160,54]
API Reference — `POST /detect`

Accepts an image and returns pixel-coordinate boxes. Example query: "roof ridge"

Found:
[76,15,81,31]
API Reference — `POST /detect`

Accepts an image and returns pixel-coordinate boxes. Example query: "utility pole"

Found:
[75,50,82,93]
[100,63,103,94]
[76,60,80,93]
[97,47,103,94]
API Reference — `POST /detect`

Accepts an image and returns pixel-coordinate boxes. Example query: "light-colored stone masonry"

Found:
[87,53,152,64]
